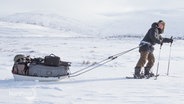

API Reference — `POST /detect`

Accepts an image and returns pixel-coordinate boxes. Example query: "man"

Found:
[134,20,173,79]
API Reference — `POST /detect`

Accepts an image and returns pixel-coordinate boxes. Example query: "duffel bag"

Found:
[44,54,60,66]
[28,64,69,77]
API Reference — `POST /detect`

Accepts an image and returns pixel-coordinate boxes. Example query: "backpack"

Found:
[12,54,30,75]
[12,63,28,75]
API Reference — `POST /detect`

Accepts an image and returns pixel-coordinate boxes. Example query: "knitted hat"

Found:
[158,20,165,26]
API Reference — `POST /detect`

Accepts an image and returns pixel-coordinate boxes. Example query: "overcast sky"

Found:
[0,0,183,17]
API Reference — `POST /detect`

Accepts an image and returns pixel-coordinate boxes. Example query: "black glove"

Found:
[170,38,173,43]
[163,38,173,43]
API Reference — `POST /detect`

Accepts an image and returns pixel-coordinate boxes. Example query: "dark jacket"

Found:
[139,22,163,52]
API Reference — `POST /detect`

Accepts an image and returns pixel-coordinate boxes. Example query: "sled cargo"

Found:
[12,54,71,81]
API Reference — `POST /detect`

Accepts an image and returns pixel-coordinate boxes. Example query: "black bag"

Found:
[60,61,71,66]
[44,54,60,66]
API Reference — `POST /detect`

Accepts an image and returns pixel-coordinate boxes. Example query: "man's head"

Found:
[158,20,165,33]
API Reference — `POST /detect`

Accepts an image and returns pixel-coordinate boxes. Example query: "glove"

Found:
[170,38,173,43]
[163,38,173,43]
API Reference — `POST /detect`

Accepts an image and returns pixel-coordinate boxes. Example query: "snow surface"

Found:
[0,18,184,104]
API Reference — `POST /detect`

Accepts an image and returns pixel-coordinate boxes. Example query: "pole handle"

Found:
[170,36,173,45]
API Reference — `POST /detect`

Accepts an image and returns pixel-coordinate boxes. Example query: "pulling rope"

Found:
[69,45,140,77]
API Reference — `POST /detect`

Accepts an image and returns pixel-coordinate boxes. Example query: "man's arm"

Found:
[149,28,163,44]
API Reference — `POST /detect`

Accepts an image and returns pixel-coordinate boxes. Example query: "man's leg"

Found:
[144,52,155,76]
[134,51,149,78]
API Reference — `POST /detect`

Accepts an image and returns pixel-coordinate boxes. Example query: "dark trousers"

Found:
[135,51,155,69]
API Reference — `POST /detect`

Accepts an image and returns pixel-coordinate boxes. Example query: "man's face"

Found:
[158,23,164,30]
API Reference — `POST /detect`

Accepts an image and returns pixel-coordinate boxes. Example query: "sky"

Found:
[0,0,183,35]
[1,0,184,17]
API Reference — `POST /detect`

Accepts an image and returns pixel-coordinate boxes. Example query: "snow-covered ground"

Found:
[0,20,184,104]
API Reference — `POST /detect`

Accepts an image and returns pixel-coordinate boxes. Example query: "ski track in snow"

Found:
[0,22,184,104]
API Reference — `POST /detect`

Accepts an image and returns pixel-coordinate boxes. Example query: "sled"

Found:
[12,54,71,82]
[13,74,69,82]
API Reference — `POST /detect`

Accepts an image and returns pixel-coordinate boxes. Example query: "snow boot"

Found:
[144,67,155,78]
[134,67,144,79]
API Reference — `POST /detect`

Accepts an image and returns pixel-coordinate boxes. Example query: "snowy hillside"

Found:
[0,20,91,38]
[97,8,184,37]
[1,12,184,39]
[0,13,99,36]
[0,18,184,104]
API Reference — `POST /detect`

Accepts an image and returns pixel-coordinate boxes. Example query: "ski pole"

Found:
[155,44,162,80]
[70,45,140,77]
[167,37,173,76]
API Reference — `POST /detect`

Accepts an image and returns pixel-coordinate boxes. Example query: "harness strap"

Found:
[140,41,152,46]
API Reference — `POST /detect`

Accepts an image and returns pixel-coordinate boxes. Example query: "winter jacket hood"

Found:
[151,22,158,28]
[151,22,163,34]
